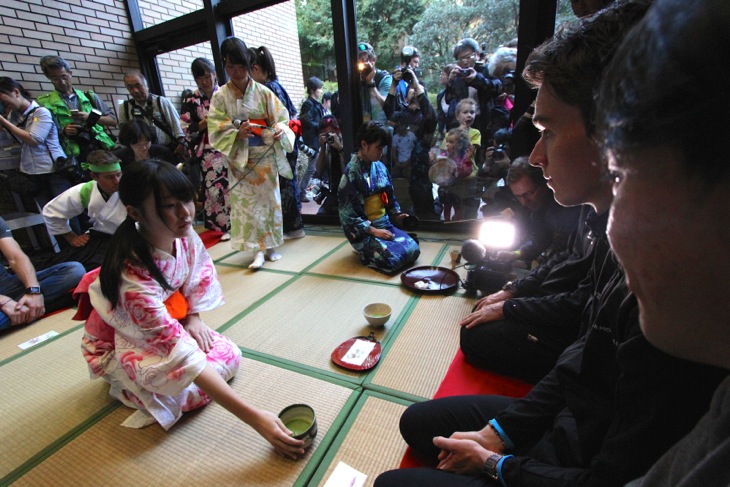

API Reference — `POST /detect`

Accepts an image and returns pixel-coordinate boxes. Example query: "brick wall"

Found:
[0,0,137,111]
[156,2,306,113]
[0,0,306,118]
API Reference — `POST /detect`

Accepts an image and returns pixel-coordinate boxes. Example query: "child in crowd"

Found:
[77,159,304,458]
[391,123,417,180]
[437,98,481,220]
[436,127,474,221]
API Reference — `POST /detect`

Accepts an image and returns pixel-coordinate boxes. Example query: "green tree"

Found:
[296,0,424,81]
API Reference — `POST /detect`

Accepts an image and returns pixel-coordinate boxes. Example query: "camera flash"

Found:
[358,62,365,71]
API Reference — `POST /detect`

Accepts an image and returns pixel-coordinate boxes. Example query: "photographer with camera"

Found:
[298,77,326,202]
[357,42,392,124]
[313,115,345,215]
[444,38,503,146]
[384,64,438,218]
[0,77,84,231]
[393,46,426,107]
[38,56,117,166]
[119,71,187,163]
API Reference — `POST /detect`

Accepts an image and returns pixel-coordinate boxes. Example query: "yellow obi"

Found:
[365,193,386,221]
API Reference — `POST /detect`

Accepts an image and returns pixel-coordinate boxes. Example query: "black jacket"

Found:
[496,258,727,486]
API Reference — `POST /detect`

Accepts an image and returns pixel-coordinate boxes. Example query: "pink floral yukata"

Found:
[80,231,240,430]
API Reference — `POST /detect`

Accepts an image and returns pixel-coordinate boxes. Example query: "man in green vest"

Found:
[37,55,117,163]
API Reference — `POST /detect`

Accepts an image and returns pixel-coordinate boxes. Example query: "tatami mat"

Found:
[205,239,236,262]
[11,357,355,486]
[0,307,78,362]
[313,393,410,486]
[368,293,476,400]
[219,235,346,273]
[201,264,295,330]
[307,241,445,284]
[222,275,413,380]
[0,327,115,480]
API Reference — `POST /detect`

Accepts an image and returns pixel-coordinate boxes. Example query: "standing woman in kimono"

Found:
[79,160,304,458]
[208,37,295,269]
[180,57,231,240]
[338,121,420,274]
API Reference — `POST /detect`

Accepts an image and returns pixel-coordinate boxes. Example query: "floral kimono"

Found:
[79,231,239,430]
[180,88,231,233]
[207,80,294,251]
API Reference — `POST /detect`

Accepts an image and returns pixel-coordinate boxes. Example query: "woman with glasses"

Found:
[208,36,295,270]
[338,121,420,274]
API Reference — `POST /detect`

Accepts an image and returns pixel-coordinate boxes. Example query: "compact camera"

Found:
[326,133,336,145]
[493,144,506,158]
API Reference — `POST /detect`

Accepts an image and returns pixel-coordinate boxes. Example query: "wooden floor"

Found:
[0,225,477,486]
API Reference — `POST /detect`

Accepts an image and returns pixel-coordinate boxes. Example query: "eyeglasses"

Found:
[358,42,373,52]
[456,52,476,63]
[48,74,71,83]
[513,185,540,200]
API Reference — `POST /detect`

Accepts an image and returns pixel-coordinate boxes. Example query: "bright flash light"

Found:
[478,220,516,249]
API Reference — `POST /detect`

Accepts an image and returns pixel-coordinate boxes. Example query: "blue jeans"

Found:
[0,261,85,331]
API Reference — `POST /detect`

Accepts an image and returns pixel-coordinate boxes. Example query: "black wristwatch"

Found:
[25,286,41,295]
[483,453,502,480]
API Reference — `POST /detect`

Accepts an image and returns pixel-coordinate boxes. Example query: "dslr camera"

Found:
[299,141,317,158]
[402,68,414,84]
[74,108,102,146]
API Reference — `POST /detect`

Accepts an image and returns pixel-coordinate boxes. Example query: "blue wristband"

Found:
[488,419,515,450]
[497,454,514,487]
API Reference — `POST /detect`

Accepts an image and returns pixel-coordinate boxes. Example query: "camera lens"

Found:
[402,70,413,84]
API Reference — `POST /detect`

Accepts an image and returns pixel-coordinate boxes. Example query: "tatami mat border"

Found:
[0,401,121,486]
[306,390,414,486]
[293,390,363,487]
[241,347,366,389]
[0,321,84,367]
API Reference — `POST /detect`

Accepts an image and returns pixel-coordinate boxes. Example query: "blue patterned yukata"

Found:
[338,154,420,273]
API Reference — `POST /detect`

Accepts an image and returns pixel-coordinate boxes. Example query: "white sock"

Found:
[249,251,265,269]
[265,248,282,261]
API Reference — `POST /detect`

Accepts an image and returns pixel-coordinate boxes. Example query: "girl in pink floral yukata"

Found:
[78,159,304,459]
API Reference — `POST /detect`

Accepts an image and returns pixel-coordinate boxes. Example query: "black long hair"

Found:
[250,46,277,82]
[100,159,196,308]
[220,36,252,71]
[0,77,32,99]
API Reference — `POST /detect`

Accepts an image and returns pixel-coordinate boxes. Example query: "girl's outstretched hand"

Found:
[250,409,307,460]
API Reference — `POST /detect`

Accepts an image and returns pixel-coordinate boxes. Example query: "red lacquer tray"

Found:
[331,333,382,371]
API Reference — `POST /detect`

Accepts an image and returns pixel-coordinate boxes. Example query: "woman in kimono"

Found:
[79,159,304,459]
[180,58,231,240]
[248,45,305,239]
[338,121,420,274]
[207,37,295,270]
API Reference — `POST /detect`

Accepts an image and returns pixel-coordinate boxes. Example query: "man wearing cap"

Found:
[357,42,392,124]
[445,38,504,145]
[41,150,126,271]
[394,46,426,106]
